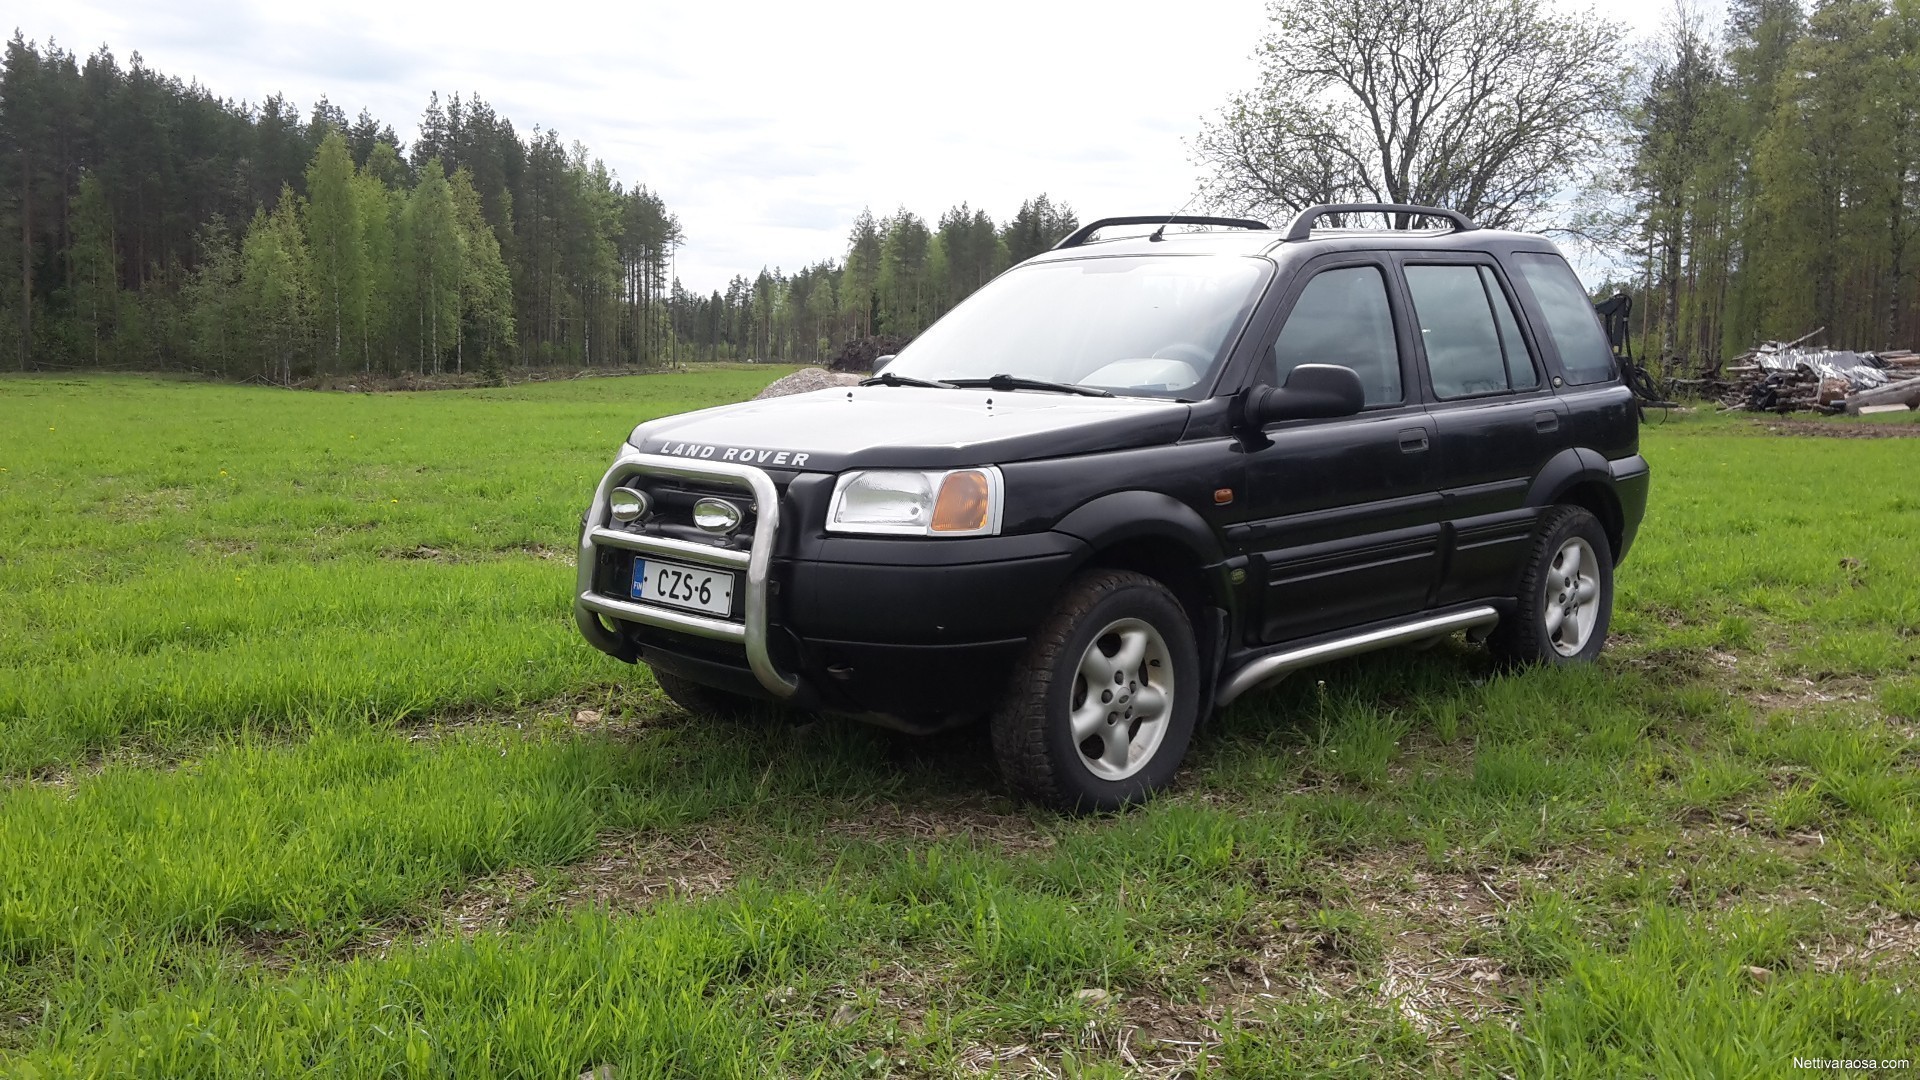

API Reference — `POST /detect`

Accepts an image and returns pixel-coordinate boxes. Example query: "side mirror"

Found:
[872,354,897,374]
[1246,364,1365,424]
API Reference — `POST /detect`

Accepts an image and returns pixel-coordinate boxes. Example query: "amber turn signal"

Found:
[931,470,992,532]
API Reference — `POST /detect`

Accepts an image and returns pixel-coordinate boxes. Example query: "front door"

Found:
[1234,257,1445,645]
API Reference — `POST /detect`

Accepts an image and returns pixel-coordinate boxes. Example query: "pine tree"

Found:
[876,210,931,335]
[1001,195,1078,265]
[841,209,881,339]
[1,33,49,368]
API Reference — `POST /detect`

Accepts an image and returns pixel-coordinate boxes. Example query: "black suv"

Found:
[575,204,1649,810]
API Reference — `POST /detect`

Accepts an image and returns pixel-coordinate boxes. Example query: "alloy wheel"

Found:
[1069,617,1175,781]
[1543,536,1601,657]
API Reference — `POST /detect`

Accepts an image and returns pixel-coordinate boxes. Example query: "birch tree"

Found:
[399,159,461,374]
[304,130,366,372]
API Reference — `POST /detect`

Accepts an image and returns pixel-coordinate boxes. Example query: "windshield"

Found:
[882,255,1272,398]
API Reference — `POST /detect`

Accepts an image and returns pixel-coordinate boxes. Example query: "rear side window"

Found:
[1510,252,1616,385]
[1270,266,1401,406]
[1404,265,1512,399]
[1482,267,1539,391]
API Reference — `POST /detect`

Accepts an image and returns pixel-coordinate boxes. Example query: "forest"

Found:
[4,0,1919,382]
[0,34,1078,379]
[1619,0,1920,365]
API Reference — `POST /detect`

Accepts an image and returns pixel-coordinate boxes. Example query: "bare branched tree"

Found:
[1193,0,1629,229]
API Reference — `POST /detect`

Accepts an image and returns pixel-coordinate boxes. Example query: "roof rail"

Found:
[1052,215,1269,250]
[1282,203,1476,241]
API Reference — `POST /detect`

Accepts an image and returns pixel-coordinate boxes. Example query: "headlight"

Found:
[826,467,1003,537]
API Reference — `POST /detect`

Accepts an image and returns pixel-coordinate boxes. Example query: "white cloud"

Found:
[32,0,1677,292]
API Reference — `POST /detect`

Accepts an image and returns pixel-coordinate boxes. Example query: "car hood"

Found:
[626,385,1192,472]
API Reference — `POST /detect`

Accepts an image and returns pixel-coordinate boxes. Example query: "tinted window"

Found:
[1511,252,1616,385]
[1481,266,1538,390]
[1405,265,1509,399]
[1270,266,1401,406]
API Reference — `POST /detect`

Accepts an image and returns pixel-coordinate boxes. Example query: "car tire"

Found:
[650,667,763,721]
[991,570,1200,812]
[1489,505,1613,666]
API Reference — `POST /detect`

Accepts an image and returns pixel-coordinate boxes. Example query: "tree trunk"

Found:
[19,153,30,370]
[332,241,342,369]
[1889,199,1906,352]
[430,267,439,375]
[1661,201,1682,360]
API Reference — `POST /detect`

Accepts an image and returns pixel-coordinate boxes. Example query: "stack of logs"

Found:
[1685,329,1920,413]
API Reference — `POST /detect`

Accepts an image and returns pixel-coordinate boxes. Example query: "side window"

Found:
[1510,252,1616,385]
[1481,266,1538,391]
[1404,265,1510,399]
[1270,266,1401,407]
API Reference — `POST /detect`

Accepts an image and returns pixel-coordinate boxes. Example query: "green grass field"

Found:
[1,374,1915,1077]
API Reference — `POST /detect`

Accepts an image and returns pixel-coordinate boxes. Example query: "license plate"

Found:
[631,558,736,617]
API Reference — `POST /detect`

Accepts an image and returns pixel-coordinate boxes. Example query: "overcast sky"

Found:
[32,0,1681,294]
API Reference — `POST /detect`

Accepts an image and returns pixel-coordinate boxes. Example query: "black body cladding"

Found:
[583,213,1647,735]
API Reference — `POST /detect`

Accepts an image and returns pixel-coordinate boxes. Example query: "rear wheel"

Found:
[1489,505,1613,666]
[991,570,1200,812]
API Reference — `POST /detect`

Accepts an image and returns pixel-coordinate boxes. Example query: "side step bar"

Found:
[1215,606,1500,708]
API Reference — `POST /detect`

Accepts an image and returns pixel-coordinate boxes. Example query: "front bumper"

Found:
[575,449,1083,728]
[575,449,796,699]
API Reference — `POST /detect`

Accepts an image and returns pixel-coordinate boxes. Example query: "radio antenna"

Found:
[1148,191,1203,242]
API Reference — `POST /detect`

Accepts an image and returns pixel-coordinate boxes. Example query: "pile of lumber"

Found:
[1692,328,1920,413]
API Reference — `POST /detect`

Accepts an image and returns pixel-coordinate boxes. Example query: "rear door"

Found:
[1233,255,1445,645]
[1395,255,1566,605]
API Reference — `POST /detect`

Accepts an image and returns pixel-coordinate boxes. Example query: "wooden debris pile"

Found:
[1689,328,1920,413]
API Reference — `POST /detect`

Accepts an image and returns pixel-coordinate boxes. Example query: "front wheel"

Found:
[991,570,1200,812]
[1489,505,1614,666]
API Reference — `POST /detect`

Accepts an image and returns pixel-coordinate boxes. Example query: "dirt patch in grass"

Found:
[384,543,566,563]
[823,798,1058,854]
[1757,419,1920,438]
[1805,909,1920,974]
[1042,850,1527,1070]
[185,538,256,557]
[290,364,758,393]
[917,990,1224,1078]
[432,827,738,940]
[563,830,738,909]
[391,544,462,562]
[401,687,653,743]
[1329,851,1518,1038]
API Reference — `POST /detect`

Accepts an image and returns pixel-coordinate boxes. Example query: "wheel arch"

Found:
[1053,491,1232,617]
[1052,492,1236,713]
[1525,448,1624,562]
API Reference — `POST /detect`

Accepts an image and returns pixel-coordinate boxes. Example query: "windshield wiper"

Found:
[859,372,954,389]
[946,374,1114,398]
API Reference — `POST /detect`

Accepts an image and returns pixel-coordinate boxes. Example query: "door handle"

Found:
[1398,428,1429,453]
[1534,411,1560,433]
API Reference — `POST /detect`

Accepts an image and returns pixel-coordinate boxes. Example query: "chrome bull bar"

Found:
[574,449,798,700]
